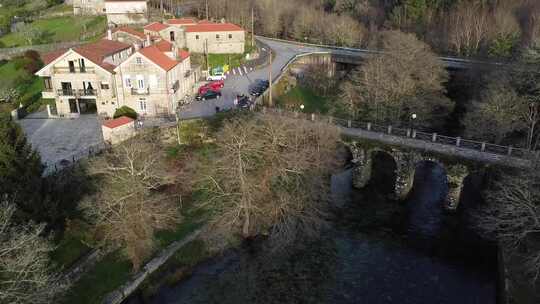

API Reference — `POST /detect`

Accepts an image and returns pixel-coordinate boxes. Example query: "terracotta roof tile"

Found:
[185,22,244,33]
[103,116,134,129]
[144,22,169,32]
[112,26,146,40]
[139,45,179,71]
[155,39,172,52]
[178,50,190,61]
[40,39,131,73]
[167,18,197,25]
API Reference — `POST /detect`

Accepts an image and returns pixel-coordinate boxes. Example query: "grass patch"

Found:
[50,236,91,270]
[276,85,330,114]
[0,58,46,113]
[61,251,133,304]
[0,15,106,47]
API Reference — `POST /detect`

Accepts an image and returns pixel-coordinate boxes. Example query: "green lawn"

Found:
[0,59,44,113]
[206,33,257,70]
[276,85,331,114]
[0,15,106,48]
[50,236,91,271]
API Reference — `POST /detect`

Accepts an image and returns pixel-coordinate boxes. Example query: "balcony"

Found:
[56,89,98,97]
[131,87,149,95]
[53,67,96,74]
[57,89,76,96]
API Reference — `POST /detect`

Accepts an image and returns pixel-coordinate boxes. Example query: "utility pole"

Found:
[268,54,272,107]
[251,6,254,48]
[205,39,209,71]
[205,0,209,20]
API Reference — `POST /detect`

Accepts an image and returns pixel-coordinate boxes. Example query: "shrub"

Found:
[113,106,137,120]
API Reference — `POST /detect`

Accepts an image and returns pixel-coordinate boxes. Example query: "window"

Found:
[228,34,232,39]
[68,61,75,73]
[136,57,143,64]
[43,77,52,91]
[78,59,86,72]
[136,75,144,89]
[139,99,147,112]
[195,35,199,40]
[216,34,220,39]
[124,75,132,88]
[170,31,175,41]
[101,82,110,90]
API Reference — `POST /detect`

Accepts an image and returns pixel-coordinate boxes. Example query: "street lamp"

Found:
[300,104,305,111]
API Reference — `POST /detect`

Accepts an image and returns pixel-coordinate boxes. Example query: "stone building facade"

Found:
[105,0,148,25]
[35,34,195,119]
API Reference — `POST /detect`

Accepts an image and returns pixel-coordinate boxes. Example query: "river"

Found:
[126,160,498,304]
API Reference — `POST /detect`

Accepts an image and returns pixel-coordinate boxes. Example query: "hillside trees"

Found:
[81,134,182,270]
[0,202,65,304]
[198,114,341,249]
[338,30,452,127]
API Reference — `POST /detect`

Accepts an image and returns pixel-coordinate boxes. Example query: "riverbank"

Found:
[123,163,499,304]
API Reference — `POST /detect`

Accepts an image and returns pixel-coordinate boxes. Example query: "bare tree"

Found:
[198,114,341,249]
[476,168,540,282]
[463,81,527,144]
[339,30,452,127]
[81,135,182,270]
[0,202,65,304]
[446,2,490,56]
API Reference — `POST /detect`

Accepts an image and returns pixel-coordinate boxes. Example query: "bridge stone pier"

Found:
[348,142,471,209]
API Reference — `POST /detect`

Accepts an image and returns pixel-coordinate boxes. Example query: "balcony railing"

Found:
[131,87,149,95]
[53,67,96,74]
[57,89,98,96]
[57,89,76,96]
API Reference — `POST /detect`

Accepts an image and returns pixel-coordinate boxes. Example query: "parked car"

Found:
[196,90,222,101]
[207,72,226,81]
[235,94,251,109]
[198,80,225,95]
[249,79,270,96]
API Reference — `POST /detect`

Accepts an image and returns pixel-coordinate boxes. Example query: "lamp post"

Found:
[300,104,305,111]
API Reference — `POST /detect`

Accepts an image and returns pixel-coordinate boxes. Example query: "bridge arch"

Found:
[350,143,470,209]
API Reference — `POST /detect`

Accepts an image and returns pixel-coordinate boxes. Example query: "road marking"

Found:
[243,66,248,74]
[238,68,243,76]
[232,69,236,75]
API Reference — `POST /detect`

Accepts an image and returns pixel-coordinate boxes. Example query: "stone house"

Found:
[35,33,195,119]
[183,22,245,54]
[114,42,195,117]
[105,0,148,25]
[111,26,149,48]
[35,39,134,118]
[102,116,136,144]
[145,20,245,54]
[73,0,105,15]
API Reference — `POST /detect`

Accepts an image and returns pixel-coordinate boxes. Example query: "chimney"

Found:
[172,44,179,60]
[133,42,140,51]
[146,34,151,46]
[107,29,112,40]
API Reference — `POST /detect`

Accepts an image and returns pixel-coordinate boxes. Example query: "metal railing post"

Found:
[507,146,513,156]
[311,113,315,121]
[456,137,461,147]
[481,142,486,152]
[367,122,371,131]
[387,125,392,134]
[432,133,437,142]
[347,120,352,128]
[328,116,333,124]
[412,130,416,138]
[406,129,411,137]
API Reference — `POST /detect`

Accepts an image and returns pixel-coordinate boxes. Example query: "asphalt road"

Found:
[178,37,322,119]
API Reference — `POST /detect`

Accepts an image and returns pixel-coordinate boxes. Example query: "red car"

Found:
[198,80,224,95]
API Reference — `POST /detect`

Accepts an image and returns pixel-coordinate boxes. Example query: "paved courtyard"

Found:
[18,113,104,170]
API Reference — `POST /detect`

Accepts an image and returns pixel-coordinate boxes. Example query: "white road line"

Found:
[238,68,243,76]
[243,66,248,74]
[232,69,236,75]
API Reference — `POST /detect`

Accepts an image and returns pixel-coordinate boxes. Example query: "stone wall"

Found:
[0,42,85,61]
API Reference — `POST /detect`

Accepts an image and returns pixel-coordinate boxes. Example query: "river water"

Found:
[126,161,497,304]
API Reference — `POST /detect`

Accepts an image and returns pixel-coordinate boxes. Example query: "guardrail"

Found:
[257,106,537,161]
[256,36,506,68]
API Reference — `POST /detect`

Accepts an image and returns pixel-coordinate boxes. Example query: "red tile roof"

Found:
[167,18,196,25]
[198,20,214,24]
[185,22,244,33]
[178,50,190,61]
[40,39,131,72]
[112,26,146,40]
[155,39,172,52]
[144,22,169,32]
[139,45,179,71]
[103,116,134,129]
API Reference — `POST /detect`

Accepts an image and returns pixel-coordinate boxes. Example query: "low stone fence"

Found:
[61,249,102,285]
[0,41,85,60]
[102,229,202,304]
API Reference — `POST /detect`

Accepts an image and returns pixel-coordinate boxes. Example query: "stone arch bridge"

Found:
[349,142,470,210]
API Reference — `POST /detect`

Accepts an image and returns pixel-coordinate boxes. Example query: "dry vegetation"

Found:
[194,113,342,249]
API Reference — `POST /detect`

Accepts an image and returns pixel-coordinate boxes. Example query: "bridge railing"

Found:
[257,106,536,160]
